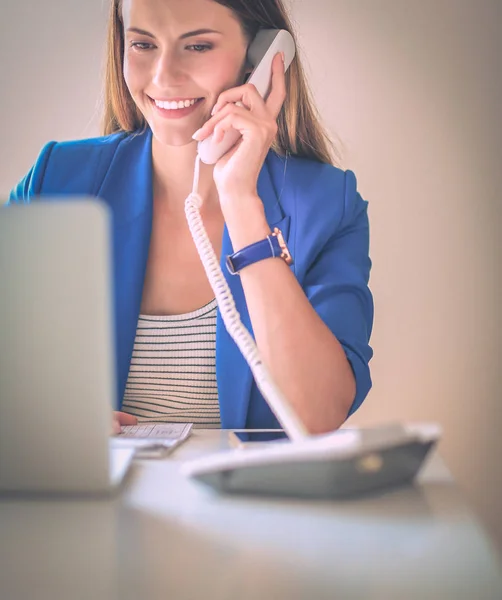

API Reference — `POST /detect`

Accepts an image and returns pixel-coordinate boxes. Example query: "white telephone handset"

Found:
[186,29,308,441]
[197,29,296,165]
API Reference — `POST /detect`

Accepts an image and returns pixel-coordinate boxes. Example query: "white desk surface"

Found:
[1,429,501,600]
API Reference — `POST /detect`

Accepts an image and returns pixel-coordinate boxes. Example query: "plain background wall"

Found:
[1,0,501,554]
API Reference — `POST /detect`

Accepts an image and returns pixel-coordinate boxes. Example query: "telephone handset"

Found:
[186,29,308,441]
[197,29,296,165]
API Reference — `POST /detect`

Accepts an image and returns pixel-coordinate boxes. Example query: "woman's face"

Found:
[121,0,250,147]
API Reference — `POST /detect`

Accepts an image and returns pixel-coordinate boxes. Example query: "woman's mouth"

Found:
[149,96,204,120]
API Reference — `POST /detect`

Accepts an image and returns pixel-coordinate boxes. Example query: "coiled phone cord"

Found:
[184,155,309,441]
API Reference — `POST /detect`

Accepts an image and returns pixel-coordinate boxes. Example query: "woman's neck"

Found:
[151,134,218,212]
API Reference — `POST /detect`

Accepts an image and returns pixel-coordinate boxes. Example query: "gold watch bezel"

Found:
[271,227,293,266]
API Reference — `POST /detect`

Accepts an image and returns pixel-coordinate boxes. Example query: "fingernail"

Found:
[211,104,219,116]
[281,51,285,63]
[192,128,203,140]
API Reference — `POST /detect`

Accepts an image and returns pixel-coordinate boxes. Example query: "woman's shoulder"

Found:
[44,130,131,162]
[10,130,141,201]
[270,151,359,197]
[288,152,350,182]
[268,151,365,228]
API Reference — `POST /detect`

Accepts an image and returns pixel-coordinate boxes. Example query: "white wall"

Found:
[1,0,501,554]
[289,0,502,554]
[0,0,107,189]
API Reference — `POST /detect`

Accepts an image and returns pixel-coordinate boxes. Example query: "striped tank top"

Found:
[122,299,221,428]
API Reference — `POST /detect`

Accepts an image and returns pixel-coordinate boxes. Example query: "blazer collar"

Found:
[98,126,288,230]
[97,128,154,226]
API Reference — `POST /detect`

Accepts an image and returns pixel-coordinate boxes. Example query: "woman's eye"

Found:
[128,42,211,53]
[187,44,212,53]
[130,42,153,51]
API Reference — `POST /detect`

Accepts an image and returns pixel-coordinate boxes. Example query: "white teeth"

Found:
[154,98,198,110]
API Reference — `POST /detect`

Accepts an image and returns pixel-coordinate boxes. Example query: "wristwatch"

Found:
[226,227,293,275]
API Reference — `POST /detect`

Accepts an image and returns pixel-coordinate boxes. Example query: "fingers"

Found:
[265,52,287,119]
[194,103,253,141]
[194,103,277,150]
[115,411,138,426]
[212,109,278,150]
[192,52,286,143]
[210,85,257,117]
[111,411,137,436]
[210,52,286,119]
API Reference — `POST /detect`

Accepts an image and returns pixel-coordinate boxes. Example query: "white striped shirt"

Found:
[122,299,221,428]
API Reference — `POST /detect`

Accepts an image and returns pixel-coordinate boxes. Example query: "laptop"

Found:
[0,198,134,495]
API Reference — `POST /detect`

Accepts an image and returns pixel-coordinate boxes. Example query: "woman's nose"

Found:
[152,50,186,88]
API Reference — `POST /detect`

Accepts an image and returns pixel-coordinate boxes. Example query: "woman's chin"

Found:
[151,127,199,149]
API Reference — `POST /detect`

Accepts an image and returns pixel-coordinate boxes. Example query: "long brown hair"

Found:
[101,0,339,165]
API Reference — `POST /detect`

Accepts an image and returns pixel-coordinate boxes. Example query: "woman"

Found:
[9,0,373,434]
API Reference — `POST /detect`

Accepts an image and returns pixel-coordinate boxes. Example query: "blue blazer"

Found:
[8,127,374,429]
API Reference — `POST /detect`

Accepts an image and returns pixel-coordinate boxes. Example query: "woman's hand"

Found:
[193,52,287,202]
[112,411,138,435]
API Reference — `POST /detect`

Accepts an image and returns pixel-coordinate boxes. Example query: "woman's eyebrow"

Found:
[126,27,223,40]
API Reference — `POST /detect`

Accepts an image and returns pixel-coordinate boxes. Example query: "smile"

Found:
[149,96,205,120]
[152,98,203,110]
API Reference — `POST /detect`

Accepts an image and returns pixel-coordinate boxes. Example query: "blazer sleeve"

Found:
[7,142,57,204]
[302,169,374,417]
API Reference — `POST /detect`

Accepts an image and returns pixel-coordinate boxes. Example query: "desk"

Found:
[1,429,501,600]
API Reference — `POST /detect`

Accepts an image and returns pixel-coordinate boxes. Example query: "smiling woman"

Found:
[114,0,249,149]
[8,0,374,435]
[103,0,337,164]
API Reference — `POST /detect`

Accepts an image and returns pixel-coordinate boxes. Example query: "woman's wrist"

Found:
[220,193,271,251]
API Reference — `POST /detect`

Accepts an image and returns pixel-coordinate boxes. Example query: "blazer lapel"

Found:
[217,151,291,428]
[96,128,154,409]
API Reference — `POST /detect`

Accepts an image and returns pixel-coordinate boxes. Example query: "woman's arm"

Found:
[221,189,371,435]
[194,56,372,433]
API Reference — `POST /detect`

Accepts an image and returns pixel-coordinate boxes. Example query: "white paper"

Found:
[113,423,193,458]
[118,422,193,439]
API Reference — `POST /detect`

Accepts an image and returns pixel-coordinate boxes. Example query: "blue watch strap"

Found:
[226,228,293,275]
